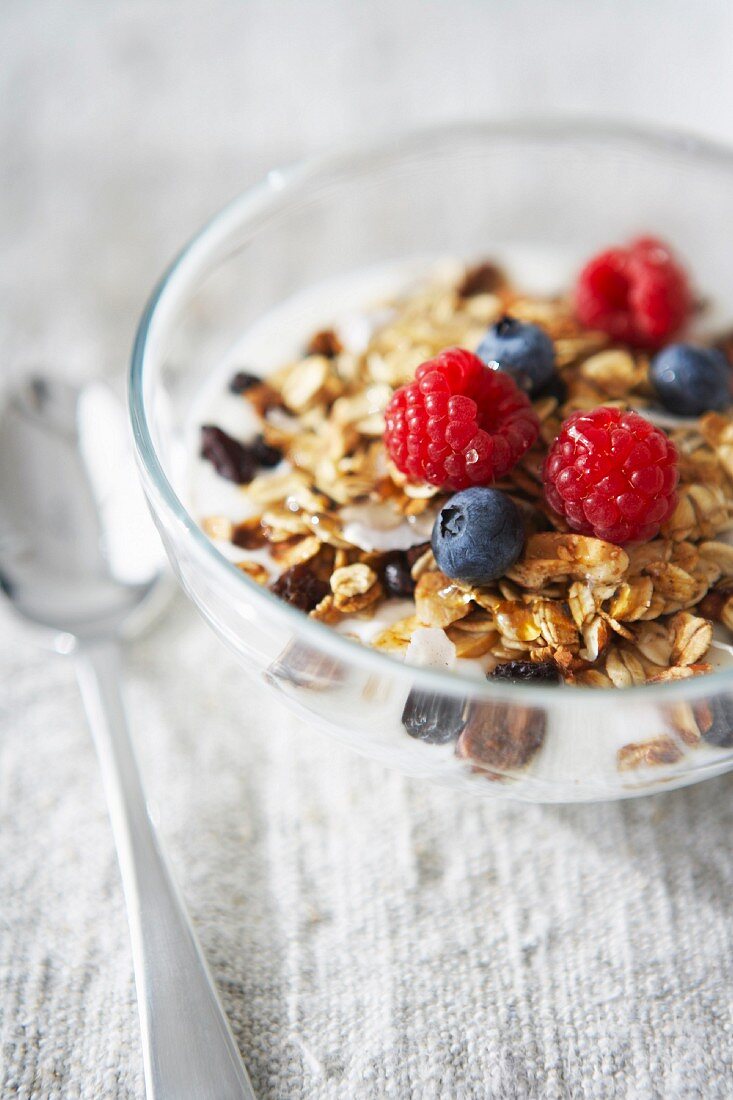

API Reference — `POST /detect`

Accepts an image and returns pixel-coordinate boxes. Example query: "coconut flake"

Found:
[341,501,437,552]
[405,627,456,670]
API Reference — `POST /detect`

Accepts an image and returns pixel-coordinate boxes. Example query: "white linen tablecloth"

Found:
[3,4,733,1097]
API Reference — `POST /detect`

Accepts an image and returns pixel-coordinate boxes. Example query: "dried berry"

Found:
[457,261,505,298]
[201,426,282,483]
[270,563,330,613]
[694,696,733,748]
[228,370,262,394]
[231,518,268,550]
[250,435,282,468]
[490,660,561,685]
[306,329,343,358]
[535,371,568,405]
[381,552,416,598]
[401,689,468,744]
[200,425,257,484]
[405,542,431,567]
[457,701,545,774]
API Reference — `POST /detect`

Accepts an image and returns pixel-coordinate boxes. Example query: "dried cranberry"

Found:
[490,660,561,685]
[200,425,257,484]
[306,329,343,358]
[381,552,415,598]
[270,563,330,613]
[250,435,282,468]
[228,370,261,394]
[457,261,505,298]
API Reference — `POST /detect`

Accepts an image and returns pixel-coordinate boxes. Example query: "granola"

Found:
[196,258,733,702]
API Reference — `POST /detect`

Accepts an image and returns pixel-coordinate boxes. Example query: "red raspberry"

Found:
[575,236,692,349]
[543,407,679,545]
[383,348,540,490]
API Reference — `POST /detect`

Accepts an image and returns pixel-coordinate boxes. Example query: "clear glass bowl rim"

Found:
[129,116,733,708]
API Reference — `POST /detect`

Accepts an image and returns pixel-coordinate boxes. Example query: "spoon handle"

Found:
[75,639,255,1100]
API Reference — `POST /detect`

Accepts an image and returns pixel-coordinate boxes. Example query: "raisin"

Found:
[270,563,330,613]
[402,690,468,744]
[535,372,568,405]
[228,370,261,394]
[457,261,505,299]
[249,435,282,468]
[694,696,733,748]
[200,425,257,484]
[381,552,415,598]
[231,518,268,550]
[405,542,431,567]
[306,329,343,358]
[490,660,561,685]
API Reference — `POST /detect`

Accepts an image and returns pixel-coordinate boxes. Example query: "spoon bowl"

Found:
[0,375,162,638]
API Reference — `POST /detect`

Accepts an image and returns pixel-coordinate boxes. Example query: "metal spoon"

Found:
[0,375,255,1100]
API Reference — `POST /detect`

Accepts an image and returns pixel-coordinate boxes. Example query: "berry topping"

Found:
[574,236,692,348]
[490,660,561,685]
[383,348,539,490]
[650,343,731,417]
[543,407,679,545]
[431,487,525,585]
[476,315,556,396]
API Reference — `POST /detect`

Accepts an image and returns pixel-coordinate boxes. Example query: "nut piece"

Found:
[607,578,654,622]
[605,647,646,687]
[415,571,473,629]
[669,612,713,666]
[617,737,684,771]
[330,563,381,612]
[507,533,629,589]
[280,356,334,413]
[456,701,545,777]
[579,349,642,398]
[201,514,234,542]
[236,560,269,585]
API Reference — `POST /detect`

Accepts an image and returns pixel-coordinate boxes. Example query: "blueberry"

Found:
[650,343,731,417]
[477,315,556,396]
[431,487,524,586]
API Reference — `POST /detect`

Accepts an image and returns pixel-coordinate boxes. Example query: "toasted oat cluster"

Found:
[199,259,733,688]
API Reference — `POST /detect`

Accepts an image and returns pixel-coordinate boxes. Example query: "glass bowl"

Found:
[130,119,733,802]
